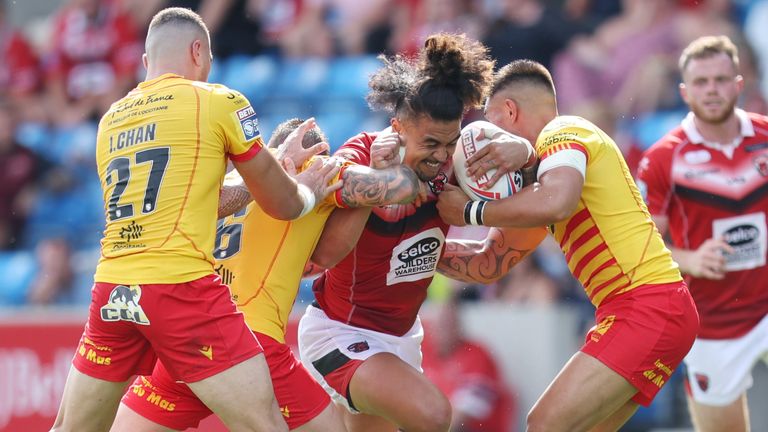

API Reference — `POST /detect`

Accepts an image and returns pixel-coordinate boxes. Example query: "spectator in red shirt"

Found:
[0,0,45,122]
[45,0,142,125]
[422,292,517,432]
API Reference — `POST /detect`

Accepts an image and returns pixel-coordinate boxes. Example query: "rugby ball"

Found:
[454,121,525,201]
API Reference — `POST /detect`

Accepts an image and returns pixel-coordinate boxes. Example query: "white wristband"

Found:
[296,183,316,218]
[468,201,481,225]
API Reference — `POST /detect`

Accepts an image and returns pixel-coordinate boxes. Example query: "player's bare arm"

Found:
[340,164,422,207]
[437,226,547,284]
[234,152,341,220]
[437,167,583,227]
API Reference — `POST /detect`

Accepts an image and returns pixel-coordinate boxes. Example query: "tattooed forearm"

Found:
[438,227,541,284]
[218,184,253,219]
[341,165,420,207]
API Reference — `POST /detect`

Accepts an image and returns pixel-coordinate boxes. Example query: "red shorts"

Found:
[72,274,262,383]
[121,332,331,430]
[582,281,699,406]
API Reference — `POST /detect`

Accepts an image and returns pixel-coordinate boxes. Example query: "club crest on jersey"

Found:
[753,154,768,177]
[235,105,260,141]
[428,171,447,194]
[100,285,150,325]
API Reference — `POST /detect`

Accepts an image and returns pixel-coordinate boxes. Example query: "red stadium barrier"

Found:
[0,311,302,431]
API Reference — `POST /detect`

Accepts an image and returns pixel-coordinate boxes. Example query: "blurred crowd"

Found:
[1,0,767,315]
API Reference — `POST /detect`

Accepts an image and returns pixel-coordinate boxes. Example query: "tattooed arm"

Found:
[309,163,424,268]
[438,226,548,284]
[340,164,423,207]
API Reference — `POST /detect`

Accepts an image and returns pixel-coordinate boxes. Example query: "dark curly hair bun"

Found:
[367,33,494,122]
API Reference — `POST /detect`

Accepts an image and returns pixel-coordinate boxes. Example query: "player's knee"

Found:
[412,393,452,432]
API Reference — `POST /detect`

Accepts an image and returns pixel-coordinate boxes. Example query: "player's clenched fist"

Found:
[369,128,401,169]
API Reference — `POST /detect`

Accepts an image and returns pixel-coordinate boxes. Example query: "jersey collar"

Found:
[681,108,754,159]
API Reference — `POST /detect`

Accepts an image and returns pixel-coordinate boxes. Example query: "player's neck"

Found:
[693,112,741,145]
[144,64,193,82]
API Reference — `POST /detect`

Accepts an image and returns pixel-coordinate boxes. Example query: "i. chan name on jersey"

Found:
[109,123,157,153]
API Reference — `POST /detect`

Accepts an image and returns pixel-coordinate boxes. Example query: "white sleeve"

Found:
[537,149,587,179]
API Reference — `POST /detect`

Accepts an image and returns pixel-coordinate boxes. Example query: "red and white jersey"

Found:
[637,109,768,339]
[46,0,141,98]
[313,132,451,336]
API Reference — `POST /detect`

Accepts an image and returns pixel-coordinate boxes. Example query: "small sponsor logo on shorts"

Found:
[643,359,673,388]
[100,285,150,325]
[199,345,213,360]
[590,315,615,342]
[130,383,176,411]
[695,373,709,392]
[281,405,290,418]
[78,338,112,365]
[347,341,370,353]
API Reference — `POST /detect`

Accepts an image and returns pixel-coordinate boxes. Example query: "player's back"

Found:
[95,73,262,284]
[538,116,681,306]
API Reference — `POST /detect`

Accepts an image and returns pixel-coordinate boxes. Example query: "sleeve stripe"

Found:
[229,142,262,162]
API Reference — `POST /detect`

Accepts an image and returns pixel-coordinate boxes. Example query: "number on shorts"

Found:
[106,147,170,221]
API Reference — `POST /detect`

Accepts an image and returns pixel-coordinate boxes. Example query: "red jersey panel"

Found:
[314,132,450,336]
[637,110,768,339]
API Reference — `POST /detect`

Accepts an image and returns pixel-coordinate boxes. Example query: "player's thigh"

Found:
[186,353,285,430]
[52,366,131,432]
[110,403,177,432]
[527,351,637,432]
[293,402,348,432]
[687,393,749,432]
[349,352,451,432]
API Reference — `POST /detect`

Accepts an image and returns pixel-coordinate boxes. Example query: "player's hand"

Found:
[467,133,534,188]
[294,157,344,203]
[413,181,429,208]
[684,238,735,280]
[370,130,401,169]
[275,118,330,169]
[436,184,471,226]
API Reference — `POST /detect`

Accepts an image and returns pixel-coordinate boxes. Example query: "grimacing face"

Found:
[394,115,461,181]
[681,52,742,125]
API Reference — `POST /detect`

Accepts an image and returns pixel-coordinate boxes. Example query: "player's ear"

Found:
[191,39,202,66]
[391,117,402,133]
[679,83,689,104]
[504,98,519,123]
[142,53,148,71]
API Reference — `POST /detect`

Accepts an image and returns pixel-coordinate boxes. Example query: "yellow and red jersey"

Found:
[537,116,681,306]
[215,160,347,343]
[95,73,263,284]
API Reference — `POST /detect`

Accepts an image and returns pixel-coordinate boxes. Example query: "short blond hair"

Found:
[679,35,739,74]
[148,7,208,36]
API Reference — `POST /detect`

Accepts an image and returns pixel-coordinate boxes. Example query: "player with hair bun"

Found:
[298,33,546,432]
